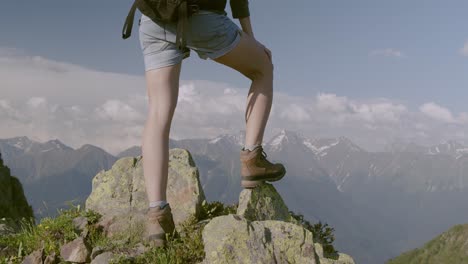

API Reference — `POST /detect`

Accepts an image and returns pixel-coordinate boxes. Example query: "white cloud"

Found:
[279,104,311,122]
[315,93,407,124]
[316,93,349,113]
[370,48,405,58]
[419,102,455,123]
[95,100,143,123]
[1,48,468,153]
[460,40,468,56]
[26,97,47,108]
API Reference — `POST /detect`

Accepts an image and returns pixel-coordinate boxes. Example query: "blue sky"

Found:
[1,0,467,111]
[1,1,468,153]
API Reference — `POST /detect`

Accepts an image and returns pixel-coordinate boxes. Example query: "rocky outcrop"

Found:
[237,183,292,222]
[81,148,355,263]
[202,214,316,263]
[0,151,33,221]
[85,148,206,238]
[204,183,355,264]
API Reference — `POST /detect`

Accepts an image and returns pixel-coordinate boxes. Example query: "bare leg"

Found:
[141,63,181,203]
[213,31,274,147]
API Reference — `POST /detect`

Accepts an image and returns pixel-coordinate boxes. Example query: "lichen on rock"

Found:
[237,183,292,222]
[85,148,206,238]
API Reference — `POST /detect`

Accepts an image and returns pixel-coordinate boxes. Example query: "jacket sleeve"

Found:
[230,0,250,18]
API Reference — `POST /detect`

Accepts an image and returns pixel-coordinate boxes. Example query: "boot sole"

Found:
[241,168,286,189]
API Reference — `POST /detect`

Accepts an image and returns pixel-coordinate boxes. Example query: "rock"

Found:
[85,149,206,238]
[237,183,292,222]
[202,214,316,264]
[90,246,105,260]
[60,237,91,263]
[21,248,43,264]
[129,243,148,258]
[43,252,58,264]
[314,243,355,264]
[90,252,115,264]
[106,242,149,261]
[72,216,88,232]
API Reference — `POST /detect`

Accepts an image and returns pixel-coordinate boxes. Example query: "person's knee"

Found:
[246,48,273,81]
[245,56,274,81]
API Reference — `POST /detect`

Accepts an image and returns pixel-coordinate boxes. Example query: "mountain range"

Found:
[1,130,468,264]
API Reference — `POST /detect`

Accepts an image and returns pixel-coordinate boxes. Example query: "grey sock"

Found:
[243,144,261,151]
[149,200,168,209]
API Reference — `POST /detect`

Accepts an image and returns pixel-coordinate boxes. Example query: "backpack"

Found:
[122,0,200,50]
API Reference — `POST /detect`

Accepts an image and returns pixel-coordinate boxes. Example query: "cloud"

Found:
[1,47,468,153]
[460,40,468,56]
[419,102,455,123]
[26,97,47,108]
[279,104,311,122]
[419,102,468,125]
[315,93,407,123]
[369,48,405,58]
[95,100,143,123]
[316,93,350,113]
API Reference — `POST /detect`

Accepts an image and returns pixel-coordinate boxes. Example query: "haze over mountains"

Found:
[1,130,468,264]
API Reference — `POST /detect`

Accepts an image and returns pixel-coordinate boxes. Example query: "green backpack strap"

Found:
[175,1,188,50]
[122,1,138,39]
[122,0,190,51]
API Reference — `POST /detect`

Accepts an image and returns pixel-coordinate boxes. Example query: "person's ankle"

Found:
[243,144,262,151]
[149,200,169,209]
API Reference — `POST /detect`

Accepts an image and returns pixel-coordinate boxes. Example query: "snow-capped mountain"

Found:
[305,136,364,158]
[2,136,73,154]
[427,140,468,158]
[4,136,37,151]
[385,139,468,158]
[4,131,468,264]
[0,137,116,220]
[208,130,245,147]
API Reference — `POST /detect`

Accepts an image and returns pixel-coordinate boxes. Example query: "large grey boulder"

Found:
[202,214,316,264]
[202,214,356,264]
[85,148,206,238]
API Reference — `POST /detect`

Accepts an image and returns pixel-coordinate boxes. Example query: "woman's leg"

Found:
[213,31,274,147]
[141,62,182,204]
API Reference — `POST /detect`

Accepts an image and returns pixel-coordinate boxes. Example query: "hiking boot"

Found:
[240,145,286,188]
[143,204,176,247]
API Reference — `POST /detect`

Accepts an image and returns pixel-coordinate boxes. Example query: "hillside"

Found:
[0,152,33,221]
[387,224,468,263]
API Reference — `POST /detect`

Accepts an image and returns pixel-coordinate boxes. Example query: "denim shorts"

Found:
[138,10,243,71]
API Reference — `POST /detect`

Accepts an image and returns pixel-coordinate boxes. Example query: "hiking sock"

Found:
[149,200,168,209]
[243,144,262,151]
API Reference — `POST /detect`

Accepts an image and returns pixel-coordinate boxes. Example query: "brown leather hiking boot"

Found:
[143,204,176,247]
[240,145,286,188]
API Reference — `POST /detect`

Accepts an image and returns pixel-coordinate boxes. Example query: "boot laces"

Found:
[258,147,270,165]
[260,148,268,160]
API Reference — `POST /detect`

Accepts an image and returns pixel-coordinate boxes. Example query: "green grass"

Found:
[0,201,238,264]
[0,202,104,264]
[1,200,339,264]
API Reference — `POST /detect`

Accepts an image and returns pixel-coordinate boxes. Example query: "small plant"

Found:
[198,200,238,221]
[117,216,206,264]
[289,211,339,258]
[0,201,105,263]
